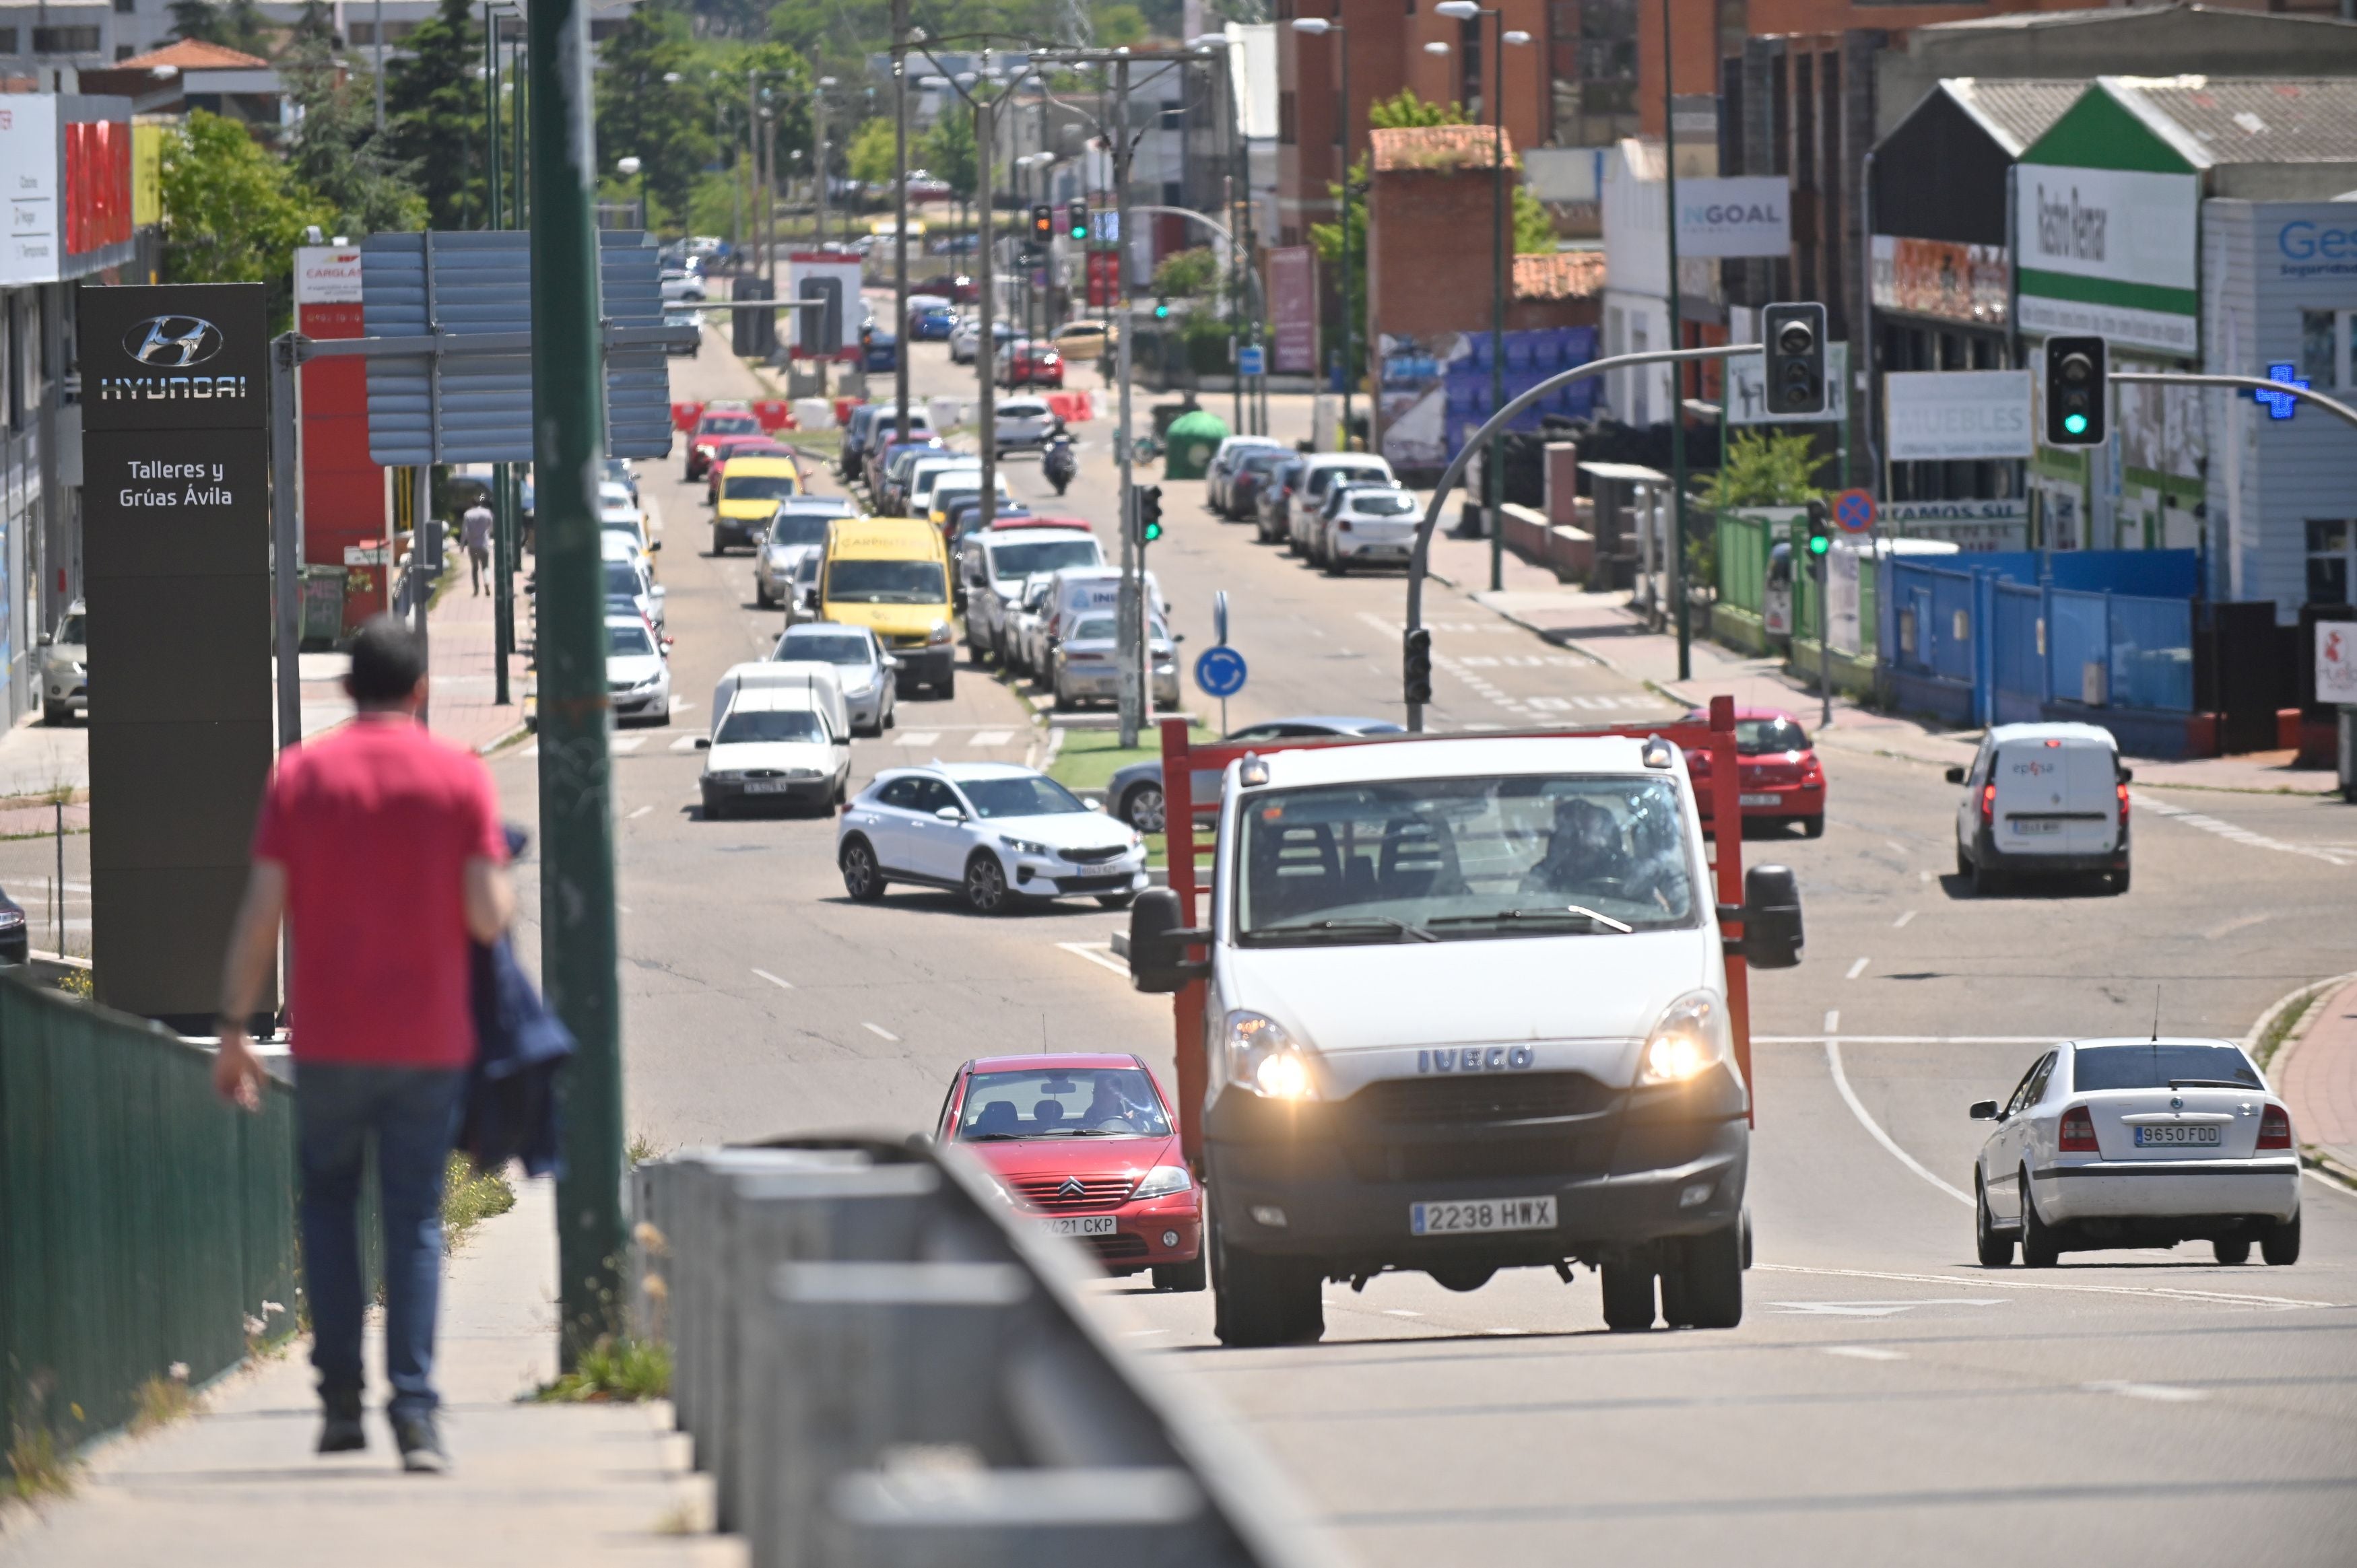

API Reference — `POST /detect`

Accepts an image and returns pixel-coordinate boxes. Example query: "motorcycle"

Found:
[1042,436,1077,496]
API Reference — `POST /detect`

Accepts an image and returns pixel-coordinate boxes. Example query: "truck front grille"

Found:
[1350,1072,1618,1127]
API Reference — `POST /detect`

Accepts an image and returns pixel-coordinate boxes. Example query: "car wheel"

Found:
[2019,1167,2061,1266]
[1323,554,1346,576]
[755,580,773,608]
[839,837,887,901]
[711,527,727,555]
[2111,865,2131,894]
[2212,1236,2252,1265]
[1975,1173,2014,1267]
[1956,843,1972,879]
[1660,1223,1744,1328]
[1972,856,2000,897]
[1121,784,1166,835]
[1152,1258,1207,1293]
[41,700,65,726]
[1052,683,1072,712]
[937,671,956,700]
[1096,892,1137,910]
[2262,1211,2301,1266]
[962,852,1010,914]
[1801,814,1825,839]
[702,790,727,821]
[1209,1204,1322,1347]
[832,774,848,809]
[1599,1256,1656,1331]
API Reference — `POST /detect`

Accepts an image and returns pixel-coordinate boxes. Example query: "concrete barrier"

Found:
[634,1138,1336,1568]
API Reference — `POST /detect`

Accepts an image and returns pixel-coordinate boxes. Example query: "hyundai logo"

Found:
[123,315,226,368]
[1057,1178,1087,1199]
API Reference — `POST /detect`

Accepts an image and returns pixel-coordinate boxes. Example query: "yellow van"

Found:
[710,454,801,553]
[819,517,956,697]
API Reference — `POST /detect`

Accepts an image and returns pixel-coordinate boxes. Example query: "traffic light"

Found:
[1135,485,1164,545]
[1403,627,1434,706]
[1030,203,1053,242]
[1804,500,1831,559]
[1761,302,1828,417]
[1152,297,1170,320]
[1067,203,1089,240]
[2044,335,2108,446]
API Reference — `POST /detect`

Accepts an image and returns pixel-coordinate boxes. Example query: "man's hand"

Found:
[213,1026,263,1113]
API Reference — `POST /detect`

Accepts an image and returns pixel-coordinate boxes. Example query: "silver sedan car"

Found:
[771,623,898,737]
[1050,612,1180,712]
[756,497,857,608]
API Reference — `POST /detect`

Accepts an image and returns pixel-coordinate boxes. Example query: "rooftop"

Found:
[1513,250,1606,302]
[2113,75,2357,166]
[1937,78,2088,156]
[117,39,273,71]
[1370,123,1519,175]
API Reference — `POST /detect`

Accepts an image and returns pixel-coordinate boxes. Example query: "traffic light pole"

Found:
[1115,55,1141,747]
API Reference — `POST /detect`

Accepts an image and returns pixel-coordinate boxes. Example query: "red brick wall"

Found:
[1368,165,1513,343]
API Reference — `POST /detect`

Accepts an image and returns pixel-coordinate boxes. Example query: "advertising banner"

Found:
[1671,177,1792,260]
[0,97,59,286]
[1267,246,1319,376]
[2320,620,2357,706]
[1882,498,2029,553]
[1885,370,2034,461]
[2016,164,2198,353]
[77,281,276,1025]
[1871,235,2009,326]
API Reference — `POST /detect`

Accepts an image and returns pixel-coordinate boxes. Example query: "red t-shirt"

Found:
[253,715,508,1068]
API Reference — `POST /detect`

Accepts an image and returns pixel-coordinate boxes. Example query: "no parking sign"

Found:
[1832,489,1875,535]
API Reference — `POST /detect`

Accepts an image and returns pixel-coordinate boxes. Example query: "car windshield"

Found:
[827,558,945,603]
[988,537,1100,579]
[1236,774,1696,947]
[1317,466,1389,493]
[603,563,645,596]
[779,634,871,667]
[724,475,797,502]
[58,615,85,645]
[770,514,834,547]
[700,415,759,436]
[608,623,656,656]
[1348,491,1418,516]
[717,708,825,745]
[2073,1044,2263,1092]
[1240,450,1291,473]
[1070,616,1117,641]
[961,775,1090,819]
[958,1067,1170,1139]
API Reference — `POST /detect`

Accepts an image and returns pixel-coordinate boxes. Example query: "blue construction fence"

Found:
[1882,549,2203,757]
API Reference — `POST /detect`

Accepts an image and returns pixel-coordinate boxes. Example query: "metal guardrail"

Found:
[0,974,301,1460]
[635,1137,1342,1568]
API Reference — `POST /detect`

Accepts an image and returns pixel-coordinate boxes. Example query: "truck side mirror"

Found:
[1944,765,1965,784]
[1128,888,1208,994]
[1969,1099,2000,1120]
[1741,864,1804,970]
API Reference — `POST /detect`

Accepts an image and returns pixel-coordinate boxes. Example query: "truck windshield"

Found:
[827,559,945,603]
[1236,775,1695,946]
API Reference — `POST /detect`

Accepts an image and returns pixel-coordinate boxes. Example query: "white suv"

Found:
[1288,454,1396,557]
[836,763,1148,914]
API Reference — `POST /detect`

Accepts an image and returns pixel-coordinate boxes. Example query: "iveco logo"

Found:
[1057,1178,1086,1198]
[123,315,226,368]
[1418,1046,1537,1074]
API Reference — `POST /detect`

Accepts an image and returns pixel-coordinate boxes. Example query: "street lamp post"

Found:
[816,76,838,247]
[1290,16,1353,448]
[1661,0,1692,680]
[617,155,643,229]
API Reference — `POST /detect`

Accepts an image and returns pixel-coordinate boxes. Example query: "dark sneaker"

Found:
[392,1413,449,1474]
[318,1388,366,1454]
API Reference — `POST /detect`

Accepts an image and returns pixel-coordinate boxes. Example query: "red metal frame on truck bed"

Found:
[1154,695,1756,1167]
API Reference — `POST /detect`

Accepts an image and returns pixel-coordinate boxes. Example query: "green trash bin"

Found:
[300,565,347,648]
[1161,409,1230,481]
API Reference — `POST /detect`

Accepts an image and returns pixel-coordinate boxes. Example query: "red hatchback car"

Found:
[1684,706,1828,838]
[1000,341,1065,388]
[686,408,764,480]
[935,1052,1204,1291]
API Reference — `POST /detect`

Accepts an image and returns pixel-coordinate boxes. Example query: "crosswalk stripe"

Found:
[894,731,940,747]
[611,736,646,753]
[669,735,701,753]
[969,730,1014,746]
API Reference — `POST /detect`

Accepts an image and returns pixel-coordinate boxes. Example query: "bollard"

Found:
[827,1466,1217,1568]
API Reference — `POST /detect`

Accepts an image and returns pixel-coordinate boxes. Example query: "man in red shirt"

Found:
[214,617,514,1473]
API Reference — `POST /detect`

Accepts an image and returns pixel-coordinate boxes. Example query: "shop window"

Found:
[0,30,16,53]
[2310,520,2353,607]
[2300,309,2351,389]
[33,26,101,53]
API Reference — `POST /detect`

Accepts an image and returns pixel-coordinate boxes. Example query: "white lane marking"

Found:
[520,744,539,759]
[669,735,702,753]
[670,698,694,713]
[752,968,794,990]
[1056,941,1131,976]
[1760,1035,2062,1045]
[2084,1380,2208,1403]
[862,1021,900,1042]
[1756,1262,2335,1312]
[2200,910,2275,940]
[1771,1299,2003,1318]
[628,805,652,819]
[1383,1309,1423,1319]
[970,730,1014,746]
[616,904,632,914]
[895,731,941,747]
[1892,910,1917,929]
[611,736,647,753]
[1823,1009,1841,1035]
[1825,1039,1973,1206]
[1845,957,1871,981]
[2132,790,2356,868]
[1822,1345,1908,1362]
[1918,869,1933,883]
[1884,840,1908,855]
[1486,1327,1525,1336]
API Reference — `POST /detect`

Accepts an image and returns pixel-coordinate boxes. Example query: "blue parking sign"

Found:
[1238,345,1265,378]
[1195,645,1249,698]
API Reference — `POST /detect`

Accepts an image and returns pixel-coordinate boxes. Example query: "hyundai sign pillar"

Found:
[77,282,276,1030]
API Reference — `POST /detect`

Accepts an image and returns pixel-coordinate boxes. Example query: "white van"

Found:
[710,662,850,752]
[1125,731,1805,1345]
[1948,722,2131,894]
[695,685,851,818]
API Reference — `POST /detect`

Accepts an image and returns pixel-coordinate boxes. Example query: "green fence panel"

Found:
[1716,513,1766,613]
[1,975,298,1467]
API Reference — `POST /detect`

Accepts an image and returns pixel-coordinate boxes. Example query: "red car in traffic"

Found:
[1683,705,1827,838]
[702,434,793,503]
[1000,341,1065,388]
[934,1053,1204,1291]
[684,407,764,480]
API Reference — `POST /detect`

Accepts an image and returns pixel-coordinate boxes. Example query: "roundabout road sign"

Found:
[1832,488,1876,534]
[1195,645,1249,699]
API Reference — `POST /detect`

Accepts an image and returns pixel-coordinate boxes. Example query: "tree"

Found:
[1152,246,1218,300]
[384,0,483,230]
[924,106,978,207]
[1697,430,1830,510]
[844,116,896,190]
[595,9,714,223]
[160,110,335,329]
[281,2,427,236]
[168,0,272,56]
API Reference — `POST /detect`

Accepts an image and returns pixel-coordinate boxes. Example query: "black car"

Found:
[0,886,28,965]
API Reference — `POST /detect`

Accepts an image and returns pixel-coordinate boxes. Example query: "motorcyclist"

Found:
[1042,429,1076,494]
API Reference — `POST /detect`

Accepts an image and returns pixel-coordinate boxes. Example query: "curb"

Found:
[2243,969,2357,1197]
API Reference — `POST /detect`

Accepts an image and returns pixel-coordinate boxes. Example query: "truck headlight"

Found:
[1132,1164,1192,1199]
[1224,1010,1318,1100]
[927,621,954,645]
[1638,990,1731,1086]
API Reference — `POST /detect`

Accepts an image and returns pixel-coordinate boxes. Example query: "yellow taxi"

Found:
[710,454,801,554]
[818,517,957,697]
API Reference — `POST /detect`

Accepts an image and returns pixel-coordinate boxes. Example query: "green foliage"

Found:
[281,3,427,237]
[1698,430,1831,510]
[385,0,484,230]
[442,1154,517,1253]
[534,1336,672,1402]
[686,168,746,242]
[1515,185,1554,254]
[168,0,271,57]
[1368,87,1468,131]
[595,9,715,224]
[925,107,979,205]
[160,112,334,331]
[1153,246,1219,300]
[1095,5,1150,45]
[844,116,897,189]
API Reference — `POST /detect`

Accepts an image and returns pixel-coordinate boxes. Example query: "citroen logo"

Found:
[1057,1178,1086,1199]
[123,315,225,368]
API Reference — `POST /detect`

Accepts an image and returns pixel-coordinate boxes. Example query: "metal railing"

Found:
[1,974,300,1462]
[635,1136,1341,1567]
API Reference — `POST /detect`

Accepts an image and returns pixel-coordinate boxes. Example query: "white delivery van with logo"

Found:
[1948,721,2131,894]
[1043,566,1166,650]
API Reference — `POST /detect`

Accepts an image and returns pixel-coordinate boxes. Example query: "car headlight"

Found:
[1638,989,1733,1086]
[999,835,1051,856]
[1132,1164,1192,1200]
[927,621,954,645]
[0,910,24,929]
[1224,1010,1319,1100]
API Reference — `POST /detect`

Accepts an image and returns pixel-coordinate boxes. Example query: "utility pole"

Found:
[1662,0,1692,681]
[891,1,911,440]
[815,78,834,248]
[529,0,626,1367]
[486,3,510,706]
[1113,55,1141,747]
[976,76,998,546]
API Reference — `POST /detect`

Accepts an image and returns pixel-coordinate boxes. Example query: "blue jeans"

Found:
[297,1064,465,1421]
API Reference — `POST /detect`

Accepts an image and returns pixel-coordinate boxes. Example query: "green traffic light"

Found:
[2063,411,2088,436]
[1143,522,1162,543]
[1807,535,1830,557]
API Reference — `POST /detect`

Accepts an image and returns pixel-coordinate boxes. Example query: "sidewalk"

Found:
[0,1182,737,1568]
[419,561,531,756]
[1423,529,2340,794]
[2273,976,2357,1180]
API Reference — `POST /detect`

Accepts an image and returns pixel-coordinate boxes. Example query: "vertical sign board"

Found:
[77,283,274,1027]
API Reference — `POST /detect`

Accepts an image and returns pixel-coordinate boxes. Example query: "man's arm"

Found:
[212,860,286,1110]
[464,856,515,944]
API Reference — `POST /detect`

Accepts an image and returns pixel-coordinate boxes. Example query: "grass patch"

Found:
[5,1423,76,1502]
[1046,724,1218,795]
[53,968,92,999]
[626,1131,667,1166]
[2254,986,2326,1073]
[533,1336,671,1404]
[128,1367,198,1436]
[442,1155,517,1253]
